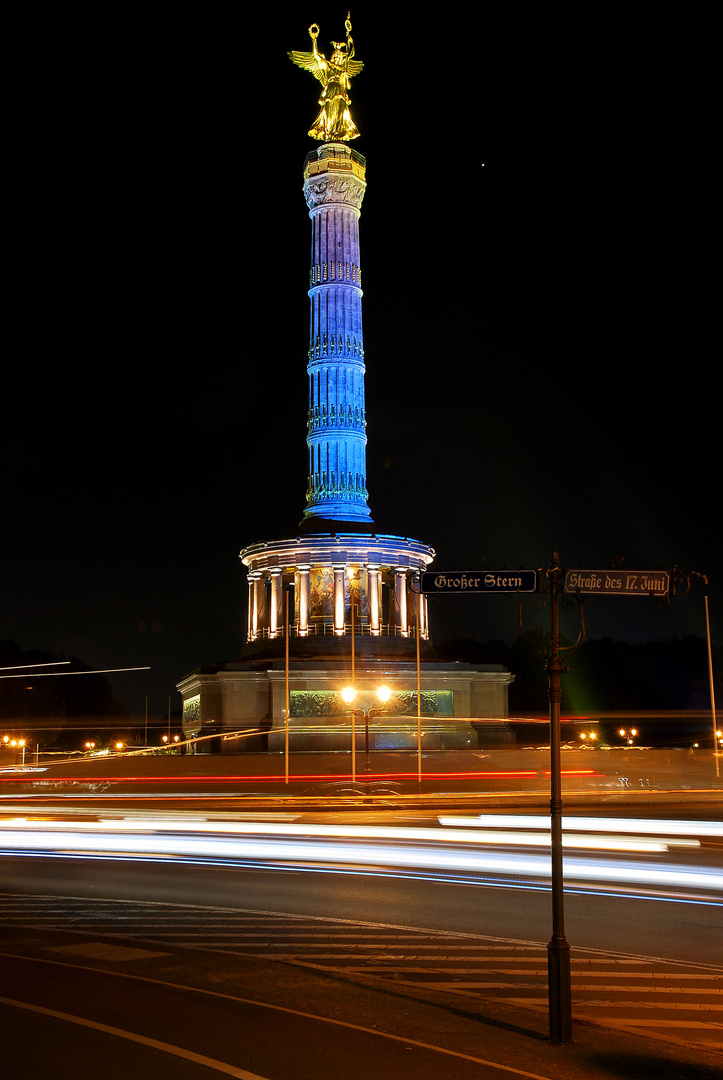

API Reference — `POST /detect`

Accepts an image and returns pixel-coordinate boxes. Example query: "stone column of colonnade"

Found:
[247,572,266,640]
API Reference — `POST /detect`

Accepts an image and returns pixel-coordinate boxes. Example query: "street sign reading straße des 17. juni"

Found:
[421,570,537,594]
[564,569,670,597]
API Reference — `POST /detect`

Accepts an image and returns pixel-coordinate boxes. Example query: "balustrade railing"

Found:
[251,620,424,640]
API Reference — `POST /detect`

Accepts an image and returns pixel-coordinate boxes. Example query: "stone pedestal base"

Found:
[177,659,514,754]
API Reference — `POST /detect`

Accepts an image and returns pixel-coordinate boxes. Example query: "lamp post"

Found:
[341,686,392,780]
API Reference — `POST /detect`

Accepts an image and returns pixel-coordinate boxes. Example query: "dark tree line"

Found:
[435,634,720,716]
[0,640,129,746]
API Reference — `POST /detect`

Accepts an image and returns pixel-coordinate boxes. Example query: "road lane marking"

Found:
[0,994,271,1079]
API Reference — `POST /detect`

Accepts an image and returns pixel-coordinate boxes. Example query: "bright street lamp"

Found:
[341,686,393,778]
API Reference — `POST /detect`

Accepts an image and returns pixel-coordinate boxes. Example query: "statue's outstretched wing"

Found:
[346,59,364,77]
[288,49,326,82]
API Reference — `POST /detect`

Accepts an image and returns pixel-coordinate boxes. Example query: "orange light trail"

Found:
[0,769,604,786]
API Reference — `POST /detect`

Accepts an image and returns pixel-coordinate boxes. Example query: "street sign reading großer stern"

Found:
[421,570,537,594]
[564,569,670,597]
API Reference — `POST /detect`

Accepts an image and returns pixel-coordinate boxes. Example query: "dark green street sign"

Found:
[564,569,669,597]
[421,570,537,594]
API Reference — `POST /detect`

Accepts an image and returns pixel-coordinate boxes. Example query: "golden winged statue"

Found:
[288,13,364,141]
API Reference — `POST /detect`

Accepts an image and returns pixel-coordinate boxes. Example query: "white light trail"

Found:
[0,662,70,672]
[0,817,691,853]
[0,819,720,895]
[438,814,723,838]
[0,666,150,679]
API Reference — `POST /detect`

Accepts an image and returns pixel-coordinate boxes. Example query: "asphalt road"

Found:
[0,877,721,1080]
[0,805,722,1079]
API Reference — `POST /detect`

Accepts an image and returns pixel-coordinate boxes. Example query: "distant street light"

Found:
[3,735,28,765]
[8,738,27,765]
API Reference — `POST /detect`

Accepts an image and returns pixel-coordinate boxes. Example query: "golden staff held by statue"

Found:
[288,13,364,142]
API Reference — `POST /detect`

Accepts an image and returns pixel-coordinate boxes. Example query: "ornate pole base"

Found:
[548,935,573,1044]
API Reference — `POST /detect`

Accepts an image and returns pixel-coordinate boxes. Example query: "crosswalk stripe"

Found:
[339,972,546,980]
[511,997,723,1012]
[571,986,723,994]
[328,967,723,982]
[571,972,722,980]
[417,982,547,991]
[584,1019,723,1029]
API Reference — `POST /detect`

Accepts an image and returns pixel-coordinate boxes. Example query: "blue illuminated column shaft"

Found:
[303,143,372,525]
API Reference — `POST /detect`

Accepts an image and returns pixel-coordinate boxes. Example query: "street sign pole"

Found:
[421,558,573,1042]
[547,551,573,1044]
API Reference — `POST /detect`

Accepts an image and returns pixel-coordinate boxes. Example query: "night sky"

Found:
[5,8,717,718]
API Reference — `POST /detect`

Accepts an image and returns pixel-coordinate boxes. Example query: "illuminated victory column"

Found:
[239,16,435,653]
[177,16,513,751]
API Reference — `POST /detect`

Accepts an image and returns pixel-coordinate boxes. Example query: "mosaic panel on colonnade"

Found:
[305,567,368,620]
